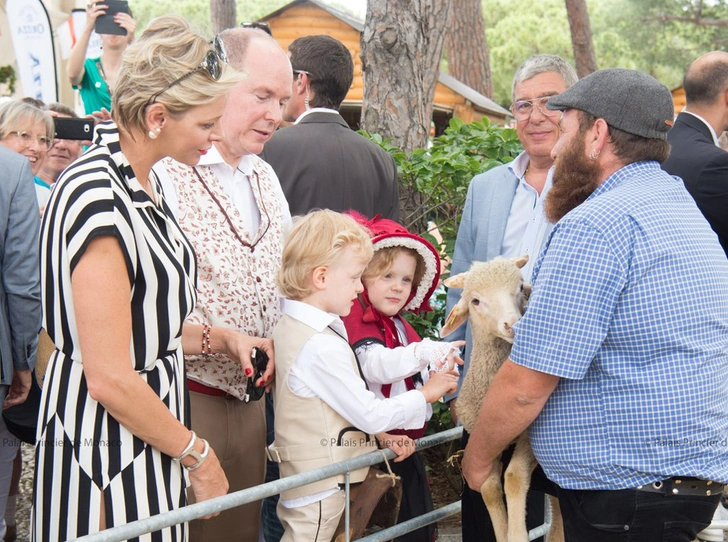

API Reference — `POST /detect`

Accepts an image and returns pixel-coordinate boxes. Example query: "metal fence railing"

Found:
[74,427,465,542]
[72,424,728,542]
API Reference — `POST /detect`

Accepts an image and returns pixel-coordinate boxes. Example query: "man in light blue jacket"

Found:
[444,54,577,542]
[0,145,41,540]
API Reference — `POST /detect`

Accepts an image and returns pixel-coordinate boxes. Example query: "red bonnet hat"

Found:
[347,212,441,312]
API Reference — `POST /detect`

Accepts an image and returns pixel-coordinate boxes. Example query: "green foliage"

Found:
[363,116,521,263]
[483,0,728,105]
[0,65,16,95]
[130,0,287,37]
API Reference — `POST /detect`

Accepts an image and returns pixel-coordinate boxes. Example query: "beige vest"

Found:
[270,314,376,500]
[162,157,284,399]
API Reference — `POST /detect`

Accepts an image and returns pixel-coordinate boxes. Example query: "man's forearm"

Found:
[462,359,558,489]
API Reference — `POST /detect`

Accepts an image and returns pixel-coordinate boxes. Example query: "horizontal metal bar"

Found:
[75,427,464,542]
[357,502,461,542]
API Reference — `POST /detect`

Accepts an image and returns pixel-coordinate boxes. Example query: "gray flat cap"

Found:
[547,68,674,140]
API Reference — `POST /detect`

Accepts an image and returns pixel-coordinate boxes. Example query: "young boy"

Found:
[343,213,463,542]
[270,210,459,542]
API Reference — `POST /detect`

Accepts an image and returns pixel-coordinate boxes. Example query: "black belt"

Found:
[636,477,724,496]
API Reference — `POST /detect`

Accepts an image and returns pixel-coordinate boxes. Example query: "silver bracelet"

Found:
[173,431,210,470]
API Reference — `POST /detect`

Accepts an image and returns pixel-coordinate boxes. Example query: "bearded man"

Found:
[462,68,728,541]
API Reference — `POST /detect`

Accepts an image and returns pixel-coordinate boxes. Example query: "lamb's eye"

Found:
[471,298,480,306]
[520,284,524,292]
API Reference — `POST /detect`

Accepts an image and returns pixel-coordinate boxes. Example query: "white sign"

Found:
[57,9,103,60]
[6,0,58,102]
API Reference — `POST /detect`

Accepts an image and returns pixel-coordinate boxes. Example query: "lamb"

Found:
[441,255,563,542]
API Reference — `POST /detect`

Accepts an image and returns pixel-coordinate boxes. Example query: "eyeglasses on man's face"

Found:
[240,21,272,36]
[7,131,52,150]
[147,36,228,106]
[510,95,561,121]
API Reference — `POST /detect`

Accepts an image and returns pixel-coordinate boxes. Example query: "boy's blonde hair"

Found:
[362,246,426,288]
[278,210,373,300]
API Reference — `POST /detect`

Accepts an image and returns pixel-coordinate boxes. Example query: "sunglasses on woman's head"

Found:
[147,36,228,106]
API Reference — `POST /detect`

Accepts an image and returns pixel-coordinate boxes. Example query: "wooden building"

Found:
[259,0,511,132]
[671,86,686,116]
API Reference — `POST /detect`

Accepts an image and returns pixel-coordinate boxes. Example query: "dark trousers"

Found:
[555,485,720,541]
[262,393,285,542]
[390,450,435,542]
[461,430,549,542]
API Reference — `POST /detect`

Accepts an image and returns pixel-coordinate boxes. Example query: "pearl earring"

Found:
[148,127,161,140]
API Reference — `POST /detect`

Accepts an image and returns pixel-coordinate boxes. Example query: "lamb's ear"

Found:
[441,300,468,337]
[444,272,467,289]
[512,254,529,269]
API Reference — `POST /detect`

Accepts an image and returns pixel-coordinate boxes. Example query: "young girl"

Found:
[343,213,462,542]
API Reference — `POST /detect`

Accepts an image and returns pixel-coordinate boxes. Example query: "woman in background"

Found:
[0,100,53,179]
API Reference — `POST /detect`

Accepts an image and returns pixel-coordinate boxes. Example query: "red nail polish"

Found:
[245,368,252,376]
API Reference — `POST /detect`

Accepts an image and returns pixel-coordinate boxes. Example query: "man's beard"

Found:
[545,133,601,223]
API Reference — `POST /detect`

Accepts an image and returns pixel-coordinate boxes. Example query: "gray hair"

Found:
[511,54,578,101]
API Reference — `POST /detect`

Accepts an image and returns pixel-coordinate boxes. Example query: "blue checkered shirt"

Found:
[511,161,728,490]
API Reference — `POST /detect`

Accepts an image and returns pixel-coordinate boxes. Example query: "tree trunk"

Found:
[361,0,452,230]
[210,0,236,34]
[565,0,598,77]
[445,0,493,97]
[361,0,451,155]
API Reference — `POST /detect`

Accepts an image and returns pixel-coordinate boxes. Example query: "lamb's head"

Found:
[441,256,530,343]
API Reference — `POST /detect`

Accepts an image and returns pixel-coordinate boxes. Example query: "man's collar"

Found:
[199,144,255,175]
[199,144,227,166]
[294,107,339,125]
[682,110,720,146]
[507,151,530,178]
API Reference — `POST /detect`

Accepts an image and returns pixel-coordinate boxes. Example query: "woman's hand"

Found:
[84,2,107,32]
[220,330,275,391]
[376,432,416,462]
[114,12,136,42]
[187,446,229,518]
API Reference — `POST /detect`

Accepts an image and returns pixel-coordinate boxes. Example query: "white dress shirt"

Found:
[499,152,554,282]
[280,298,427,508]
[283,298,427,433]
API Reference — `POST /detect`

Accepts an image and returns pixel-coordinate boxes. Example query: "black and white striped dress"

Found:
[32,123,197,542]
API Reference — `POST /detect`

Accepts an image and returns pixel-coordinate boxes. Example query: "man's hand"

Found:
[462,445,495,491]
[3,368,32,409]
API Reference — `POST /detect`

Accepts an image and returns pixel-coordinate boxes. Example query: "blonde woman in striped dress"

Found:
[32,16,247,542]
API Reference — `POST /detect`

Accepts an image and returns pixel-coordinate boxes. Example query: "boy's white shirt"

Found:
[279,298,427,508]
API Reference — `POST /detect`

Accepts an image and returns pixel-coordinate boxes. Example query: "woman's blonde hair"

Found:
[362,246,426,288]
[113,15,244,136]
[0,100,53,143]
[278,210,373,300]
